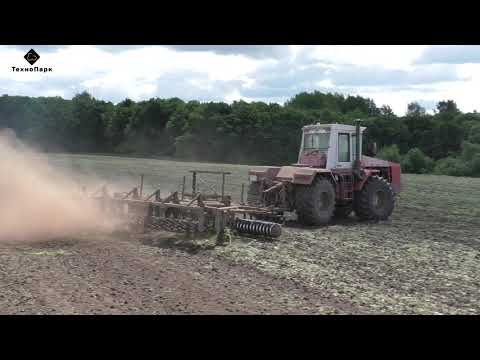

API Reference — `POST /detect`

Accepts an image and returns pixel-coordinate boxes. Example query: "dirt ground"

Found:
[0,233,362,314]
[1,154,479,315]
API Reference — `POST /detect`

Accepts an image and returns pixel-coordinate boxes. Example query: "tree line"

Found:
[0,91,479,177]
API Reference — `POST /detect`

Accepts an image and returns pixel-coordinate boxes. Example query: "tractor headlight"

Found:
[249,174,258,182]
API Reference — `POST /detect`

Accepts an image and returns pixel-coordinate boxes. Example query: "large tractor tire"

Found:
[295,177,335,225]
[354,176,395,220]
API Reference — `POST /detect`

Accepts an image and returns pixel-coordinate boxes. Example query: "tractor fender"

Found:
[353,169,380,191]
[389,162,402,194]
[274,166,334,185]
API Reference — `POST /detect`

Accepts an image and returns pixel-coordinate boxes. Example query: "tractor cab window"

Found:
[338,133,350,162]
[304,132,330,151]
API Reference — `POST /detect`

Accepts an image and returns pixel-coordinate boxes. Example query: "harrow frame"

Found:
[91,170,283,239]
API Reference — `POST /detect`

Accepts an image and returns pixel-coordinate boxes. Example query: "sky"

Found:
[1,45,480,115]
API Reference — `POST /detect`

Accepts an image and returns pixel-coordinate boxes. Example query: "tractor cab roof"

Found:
[302,123,366,133]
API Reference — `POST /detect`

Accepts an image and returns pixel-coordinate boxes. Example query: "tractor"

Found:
[247,120,401,225]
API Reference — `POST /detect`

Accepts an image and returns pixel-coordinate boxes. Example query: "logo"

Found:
[24,49,40,65]
[12,48,52,73]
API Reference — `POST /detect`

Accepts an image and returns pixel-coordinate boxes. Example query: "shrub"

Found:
[377,144,402,164]
[468,123,480,144]
[434,157,455,176]
[433,157,472,177]
[461,141,480,161]
[470,154,480,177]
[402,148,434,174]
[432,142,480,177]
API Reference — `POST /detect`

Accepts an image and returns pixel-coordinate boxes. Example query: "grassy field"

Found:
[45,153,480,314]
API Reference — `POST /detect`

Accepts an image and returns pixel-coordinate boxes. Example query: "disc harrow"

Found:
[89,170,283,241]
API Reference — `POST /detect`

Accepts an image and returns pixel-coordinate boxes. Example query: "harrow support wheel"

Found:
[295,177,335,225]
[354,175,395,220]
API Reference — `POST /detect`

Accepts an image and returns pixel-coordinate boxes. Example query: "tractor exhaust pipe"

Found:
[355,119,361,165]
[353,119,364,179]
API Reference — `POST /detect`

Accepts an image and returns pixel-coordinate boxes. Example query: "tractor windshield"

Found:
[303,132,330,151]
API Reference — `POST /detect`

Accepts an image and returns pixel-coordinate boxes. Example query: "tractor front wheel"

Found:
[354,176,395,220]
[295,177,335,225]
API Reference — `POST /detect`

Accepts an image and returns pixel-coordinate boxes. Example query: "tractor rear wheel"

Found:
[295,177,335,225]
[354,176,395,220]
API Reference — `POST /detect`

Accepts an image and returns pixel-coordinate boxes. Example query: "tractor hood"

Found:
[275,166,330,185]
[248,166,281,180]
[248,165,328,185]
[361,155,394,168]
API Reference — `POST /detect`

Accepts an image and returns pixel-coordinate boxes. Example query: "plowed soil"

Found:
[1,154,479,314]
[0,233,363,314]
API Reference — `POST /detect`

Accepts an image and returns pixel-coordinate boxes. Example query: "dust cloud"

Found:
[0,129,115,242]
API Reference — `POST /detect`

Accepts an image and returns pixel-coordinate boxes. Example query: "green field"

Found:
[46,153,480,314]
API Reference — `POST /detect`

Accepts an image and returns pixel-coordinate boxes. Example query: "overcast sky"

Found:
[1,45,479,115]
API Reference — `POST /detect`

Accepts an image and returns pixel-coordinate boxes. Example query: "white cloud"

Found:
[164,45,291,59]
[308,45,428,69]
[0,45,478,115]
[417,45,480,64]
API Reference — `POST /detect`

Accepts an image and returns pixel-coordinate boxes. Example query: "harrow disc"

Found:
[147,217,199,234]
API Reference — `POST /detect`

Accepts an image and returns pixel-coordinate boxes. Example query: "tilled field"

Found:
[0,234,351,314]
[1,154,479,314]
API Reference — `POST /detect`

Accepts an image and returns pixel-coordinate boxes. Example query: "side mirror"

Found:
[366,142,377,157]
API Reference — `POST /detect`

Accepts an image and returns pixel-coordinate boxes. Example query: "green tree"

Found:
[105,98,137,151]
[0,90,479,176]
[402,148,434,174]
[468,123,480,144]
[122,97,184,155]
[377,144,402,163]
[69,92,112,152]
[406,102,426,116]
[436,100,460,114]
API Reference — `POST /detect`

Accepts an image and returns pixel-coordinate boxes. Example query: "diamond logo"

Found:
[24,49,40,65]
